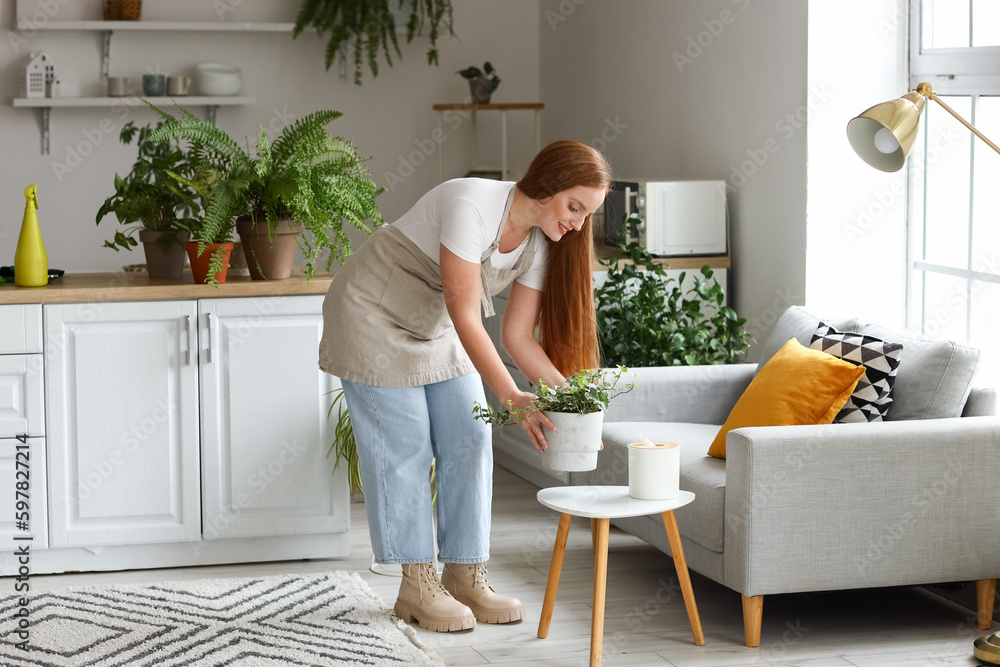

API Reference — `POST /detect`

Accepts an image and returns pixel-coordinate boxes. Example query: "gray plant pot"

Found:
[139,229,189,279]
[468,77,493,104]
[542,411,604,472]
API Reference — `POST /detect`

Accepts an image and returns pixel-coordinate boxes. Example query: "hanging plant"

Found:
[293,0,455,85]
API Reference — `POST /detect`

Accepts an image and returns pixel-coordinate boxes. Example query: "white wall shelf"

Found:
[17,21,295,32]
[13,96,255,108]
[13,97,256,155]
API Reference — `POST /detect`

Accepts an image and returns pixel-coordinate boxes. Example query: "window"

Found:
[908,0,1000,387]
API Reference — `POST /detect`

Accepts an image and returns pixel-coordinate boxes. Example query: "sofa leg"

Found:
[742,594,763,647]
[978,579,997,630]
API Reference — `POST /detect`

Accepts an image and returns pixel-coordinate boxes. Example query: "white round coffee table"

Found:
[536,486,704,667]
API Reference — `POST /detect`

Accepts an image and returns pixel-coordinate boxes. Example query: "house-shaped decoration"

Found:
[22,52,56,98]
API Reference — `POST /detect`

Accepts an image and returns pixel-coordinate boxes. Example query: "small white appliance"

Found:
[597,179,728,256]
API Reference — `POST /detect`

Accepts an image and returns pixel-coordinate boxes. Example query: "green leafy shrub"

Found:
[595,243,750,367]
[96,121,200,252]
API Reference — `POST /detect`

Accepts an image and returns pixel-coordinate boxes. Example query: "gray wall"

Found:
[539,0,809,357]
[1,0,541,272]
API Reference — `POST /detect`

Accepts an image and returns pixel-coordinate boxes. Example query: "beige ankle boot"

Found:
[394,562,476,632]
[441,562,525,624]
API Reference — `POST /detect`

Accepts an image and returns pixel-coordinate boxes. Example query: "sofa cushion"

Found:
[594,421,727,553]
[757,306,861,373]
[809,322,904,423]
[708,339,865,458]
[861,323,979,420]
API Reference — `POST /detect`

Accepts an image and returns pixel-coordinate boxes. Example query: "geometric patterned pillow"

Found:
[809,323,904,423]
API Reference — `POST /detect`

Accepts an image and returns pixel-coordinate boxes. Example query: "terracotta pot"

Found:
[541,411,604,472]
[185,241,233,285]
[236,219,303,280]
[139,229,188,279]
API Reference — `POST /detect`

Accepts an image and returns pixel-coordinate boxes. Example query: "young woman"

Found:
[319,140,611,632]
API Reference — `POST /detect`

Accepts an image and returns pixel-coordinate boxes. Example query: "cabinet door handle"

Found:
[184,315,192,366]
[206,313,214,364]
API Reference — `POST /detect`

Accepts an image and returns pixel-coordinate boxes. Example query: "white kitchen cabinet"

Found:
[0,305,48,549]
[45,301,201,547]
[199,296,346,540]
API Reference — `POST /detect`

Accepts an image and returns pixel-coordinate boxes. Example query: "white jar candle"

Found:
[628,441,680,500]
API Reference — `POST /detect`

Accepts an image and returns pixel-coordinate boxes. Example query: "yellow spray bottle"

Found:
[14,185,48,287]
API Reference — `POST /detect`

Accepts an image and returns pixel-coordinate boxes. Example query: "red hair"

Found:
[516,141,612,376]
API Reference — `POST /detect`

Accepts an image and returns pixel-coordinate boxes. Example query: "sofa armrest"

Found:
[724,416,1000,597]
[963,387,997,417]
[604,363,756,425]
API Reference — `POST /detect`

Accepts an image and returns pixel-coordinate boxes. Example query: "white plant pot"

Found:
[542,411,604,472]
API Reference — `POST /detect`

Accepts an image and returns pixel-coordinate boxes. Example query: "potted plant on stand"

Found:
[474,366,635,472]
[457,61,500,104]
[96,121,200,279]
[146,102,384,282]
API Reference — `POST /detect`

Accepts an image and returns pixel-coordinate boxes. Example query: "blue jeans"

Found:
[340,373,494,565]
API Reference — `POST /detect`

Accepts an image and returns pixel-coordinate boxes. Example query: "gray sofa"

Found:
[574,306,1000,646]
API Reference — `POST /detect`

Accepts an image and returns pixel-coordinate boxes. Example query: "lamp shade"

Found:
[847,92,926,172]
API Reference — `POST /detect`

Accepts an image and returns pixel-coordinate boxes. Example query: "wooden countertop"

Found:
[594,244,731,271]
[0,271,334,305]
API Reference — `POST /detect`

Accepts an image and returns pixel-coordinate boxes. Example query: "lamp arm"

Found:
[917,82,1000,157]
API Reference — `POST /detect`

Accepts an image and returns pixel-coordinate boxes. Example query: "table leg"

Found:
[538,512,572,639]
[661,510,705,646]
[591,517,610,667]
[591,517,598,553]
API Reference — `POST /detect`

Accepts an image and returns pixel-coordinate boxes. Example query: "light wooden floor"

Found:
[28,466,993,666]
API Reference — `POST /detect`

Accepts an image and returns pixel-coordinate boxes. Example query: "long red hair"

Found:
[516,141,612,376]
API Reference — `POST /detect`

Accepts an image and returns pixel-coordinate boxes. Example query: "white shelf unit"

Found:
[14,97,256,156]
[11,20,280,154]
[13,96,256,108]
[15,21,295,32]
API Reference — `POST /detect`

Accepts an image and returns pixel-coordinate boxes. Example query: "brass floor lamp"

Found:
[847,82,1000,664]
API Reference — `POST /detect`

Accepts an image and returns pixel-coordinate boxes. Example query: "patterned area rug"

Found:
[0,571,442,666]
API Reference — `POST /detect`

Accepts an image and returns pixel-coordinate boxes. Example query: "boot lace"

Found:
[417,563,451,602]
[473,564,495,592]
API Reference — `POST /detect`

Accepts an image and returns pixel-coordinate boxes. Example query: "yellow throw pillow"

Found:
[707,338,865,459]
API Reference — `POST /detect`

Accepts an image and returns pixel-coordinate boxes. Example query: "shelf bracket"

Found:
[101,30,113,80]
[41,107,51,155]
[207,105,218,127]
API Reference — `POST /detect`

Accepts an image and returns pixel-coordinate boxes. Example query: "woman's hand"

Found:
[507,391,554,452]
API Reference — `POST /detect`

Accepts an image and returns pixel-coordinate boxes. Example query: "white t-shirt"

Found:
[391,178,549,291]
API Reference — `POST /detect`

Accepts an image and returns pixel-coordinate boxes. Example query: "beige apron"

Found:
[318,190,539,388]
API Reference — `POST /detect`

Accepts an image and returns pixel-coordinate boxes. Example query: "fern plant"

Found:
[145,100,385,283]
[293,0,455,85]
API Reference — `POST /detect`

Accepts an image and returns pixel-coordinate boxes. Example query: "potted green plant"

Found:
[293,0,455,85]
[474,366,634,472]
[595,241,751,367]
[145,101,384,284]
[457,61,500,104]
[96,121,200,279]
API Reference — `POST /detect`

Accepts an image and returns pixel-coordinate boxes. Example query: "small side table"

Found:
[536,486,704,667]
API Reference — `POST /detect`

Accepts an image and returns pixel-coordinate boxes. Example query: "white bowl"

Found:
[195,63,243,96]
